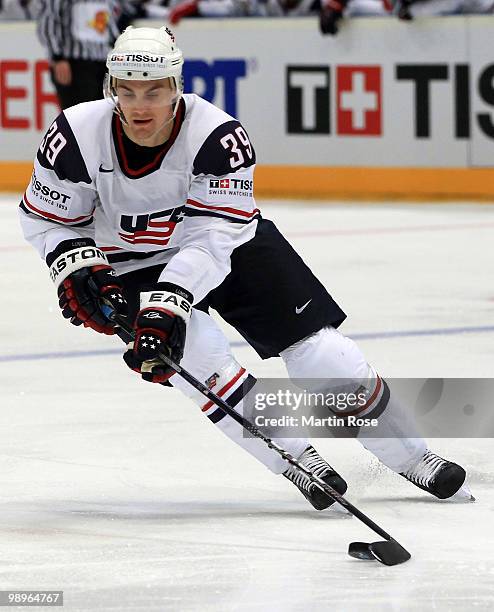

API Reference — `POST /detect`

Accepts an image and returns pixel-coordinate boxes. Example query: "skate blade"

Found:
[326,501,353,517]
[449,482,475,503]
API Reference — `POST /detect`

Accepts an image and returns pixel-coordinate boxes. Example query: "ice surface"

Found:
[1,196,493,611]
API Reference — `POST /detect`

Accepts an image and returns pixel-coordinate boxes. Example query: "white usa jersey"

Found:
[19,94,260,303]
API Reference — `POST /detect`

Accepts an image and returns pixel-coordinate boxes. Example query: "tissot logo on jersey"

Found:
[118,207,184,247]
[211,179,230,189]
[208,178,253,197]
[30,170,72,211]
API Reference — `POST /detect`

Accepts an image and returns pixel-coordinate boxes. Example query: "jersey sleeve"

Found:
[158,119,260,303]
[19,112,97,260]
[186,119,258,224]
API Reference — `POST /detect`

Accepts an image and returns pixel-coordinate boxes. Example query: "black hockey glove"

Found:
[319,0,347,35]
[46,238,128,335]
[123,283,193,383]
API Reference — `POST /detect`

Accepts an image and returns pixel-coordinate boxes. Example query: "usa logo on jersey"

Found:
[118,207,184,247]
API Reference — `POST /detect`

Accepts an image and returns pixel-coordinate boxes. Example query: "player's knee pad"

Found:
[281,326,369,383]
[280,326,388,421]
[281,326,426,472]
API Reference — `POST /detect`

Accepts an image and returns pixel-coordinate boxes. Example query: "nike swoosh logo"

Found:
[99,164,114,173]
[295,299,312,315]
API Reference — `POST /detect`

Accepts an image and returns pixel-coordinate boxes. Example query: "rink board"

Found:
[0,17,493,199]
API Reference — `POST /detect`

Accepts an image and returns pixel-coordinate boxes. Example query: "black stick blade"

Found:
[369,540,411,566]
[348,539,411,566]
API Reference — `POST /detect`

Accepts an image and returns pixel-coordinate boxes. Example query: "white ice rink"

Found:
[1,195,493,611]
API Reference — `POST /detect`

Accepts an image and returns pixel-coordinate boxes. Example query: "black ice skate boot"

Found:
[283,445,347,510]
[400,450,474,501]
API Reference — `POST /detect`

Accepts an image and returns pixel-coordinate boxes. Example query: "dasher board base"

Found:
[1,163,493,202]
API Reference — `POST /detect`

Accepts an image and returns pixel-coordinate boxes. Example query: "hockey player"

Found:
[20,25,472,510]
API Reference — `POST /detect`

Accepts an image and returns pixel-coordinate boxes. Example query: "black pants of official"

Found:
[51,59,107,110]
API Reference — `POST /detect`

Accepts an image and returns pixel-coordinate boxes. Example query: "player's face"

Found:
[116,78,177,145]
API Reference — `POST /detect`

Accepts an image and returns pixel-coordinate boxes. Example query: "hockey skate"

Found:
[283,445,348,510]
[400,450,474,502]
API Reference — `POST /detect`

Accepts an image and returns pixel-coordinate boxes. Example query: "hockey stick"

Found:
[106,309,411,566]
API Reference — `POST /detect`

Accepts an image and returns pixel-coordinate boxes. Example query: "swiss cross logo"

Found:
[336,66,382,136]
[209,179,230,188]
[286,65,382,137]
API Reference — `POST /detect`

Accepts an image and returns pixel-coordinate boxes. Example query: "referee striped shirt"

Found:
[37,0,123,61]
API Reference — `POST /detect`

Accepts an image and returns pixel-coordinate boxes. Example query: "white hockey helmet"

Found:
[104,26,184,119]
[106,25,183,83]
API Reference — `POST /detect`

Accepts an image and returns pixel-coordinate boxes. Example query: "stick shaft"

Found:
[114,314,394,541]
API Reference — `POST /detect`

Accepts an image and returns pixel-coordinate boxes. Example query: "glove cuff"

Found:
[47,238,109,288]
[139,283,193,323]
[155,282,193,305]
